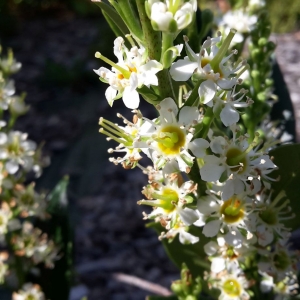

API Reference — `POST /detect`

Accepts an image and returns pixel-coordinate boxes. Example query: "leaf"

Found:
[147,223,210,278]
[269,144,300,229]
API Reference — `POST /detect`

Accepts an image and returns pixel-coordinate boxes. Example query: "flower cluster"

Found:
[0,48,59,297]
[95,1,299,299]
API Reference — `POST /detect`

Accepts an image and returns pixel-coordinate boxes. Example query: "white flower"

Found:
[0,79,15,110]
[170,31,246,105]
[200,126,277,199]
[218,10,257,44]
[99,112,144,168]
[253,191,293,246]
[134,97,208,172]
[94,37,162,109]
[138,170,199,231]
[210,265,250,300]
[0,130,37,175]
[195,192,254,244]
[258,242,298,282]
[145,0,197,32]
[12,283,45,300]
[213,87,253,127]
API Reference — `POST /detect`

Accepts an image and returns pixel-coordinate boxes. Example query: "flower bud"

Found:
[145,0,197,33]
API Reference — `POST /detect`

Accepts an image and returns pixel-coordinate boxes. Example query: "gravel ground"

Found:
[2,14,300,300]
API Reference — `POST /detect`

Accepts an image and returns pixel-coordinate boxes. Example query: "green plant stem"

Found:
[136,0,161,61]
[161,32,174,68]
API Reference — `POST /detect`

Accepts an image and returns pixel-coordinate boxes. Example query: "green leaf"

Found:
[269,144,300,229]
[147,223,210,278]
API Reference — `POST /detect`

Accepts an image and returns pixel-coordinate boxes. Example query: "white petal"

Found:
[188,138,209,158]
[178,106,199,126]
[210,136,226,154]
[105,86,117,106]
[198,80,216,104]
[220,104,239,127]
[5,160,19,174]
[200,155,225,182]
[224,231,243,247]
[179,230,199,244]
[178,207,198,225]
[211,257,225,273]
[170,59,198,81]
[204,241,218,256]
[203,219,221,237]
[123,88,140,109]
[158,97,178,123]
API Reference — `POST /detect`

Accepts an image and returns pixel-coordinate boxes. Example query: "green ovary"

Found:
[226,147,248,173]
[157,125,185,155]
[223,279,241,297]
[159,188,179,212]
[220,197,244,224]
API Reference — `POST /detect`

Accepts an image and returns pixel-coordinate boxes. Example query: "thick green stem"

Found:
[136,0,161,61]
[136,0,174,100]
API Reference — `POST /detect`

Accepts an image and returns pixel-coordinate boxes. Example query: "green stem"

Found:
[135,0,161,61]
[161,32,174,69]
[136,0,174,100]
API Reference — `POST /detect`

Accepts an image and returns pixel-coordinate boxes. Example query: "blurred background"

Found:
[0,0,299,299]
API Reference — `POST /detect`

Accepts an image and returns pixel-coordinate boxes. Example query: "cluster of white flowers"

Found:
[95,1,299,299]
[0,49,59,298]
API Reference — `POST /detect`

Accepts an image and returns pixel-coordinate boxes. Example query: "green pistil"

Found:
[169,0,180,15]
[210,29,236,73]
[155,132,179,148]
[95,52,131,79]
[223,279,241,297]
[220,198,244,224]
[138,188,179,211]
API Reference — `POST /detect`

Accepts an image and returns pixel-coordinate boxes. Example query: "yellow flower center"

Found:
[201,57,223,78]
[157,125,185,155]
[226,147,248,173]
[158,188,179,212]
[223,278,242,297]
[220,197,244,224]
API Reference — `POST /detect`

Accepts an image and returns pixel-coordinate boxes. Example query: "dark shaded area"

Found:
[0,2,177,299]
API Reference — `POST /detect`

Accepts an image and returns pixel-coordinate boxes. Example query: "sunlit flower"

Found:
[94,37,162,109]
[195,192,254,244]
[145,0,197,33]
[134,97,208,172]
[210,265,250,300]
[200,125,277,199]
[170,31,247,105]
[138,169,199,244]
